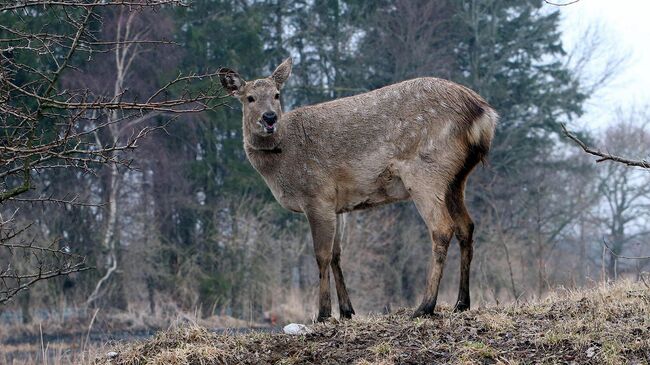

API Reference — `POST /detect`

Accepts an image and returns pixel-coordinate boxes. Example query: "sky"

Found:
[557,0,650,131]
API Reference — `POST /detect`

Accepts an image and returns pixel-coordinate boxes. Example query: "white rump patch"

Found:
[468,108,498,147]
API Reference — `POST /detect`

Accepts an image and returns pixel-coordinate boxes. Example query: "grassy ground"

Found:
[94,280,650,365]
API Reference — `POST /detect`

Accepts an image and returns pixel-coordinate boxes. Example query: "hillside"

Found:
[96,281,650,365]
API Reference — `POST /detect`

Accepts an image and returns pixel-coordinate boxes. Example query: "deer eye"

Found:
[247,96,255,103]
[274,93,280,100]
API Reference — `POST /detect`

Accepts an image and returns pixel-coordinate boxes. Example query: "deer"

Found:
[218,57,497,321]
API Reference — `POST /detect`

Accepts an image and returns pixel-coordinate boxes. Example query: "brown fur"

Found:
[219,58,498,320]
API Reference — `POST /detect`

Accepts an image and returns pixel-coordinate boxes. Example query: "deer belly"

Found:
[336,174,410,213]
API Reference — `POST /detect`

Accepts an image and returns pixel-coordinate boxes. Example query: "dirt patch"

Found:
[96,281,650,365]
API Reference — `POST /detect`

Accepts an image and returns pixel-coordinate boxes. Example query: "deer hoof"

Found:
[316,312,331,322]
[339,306,355,320]
[412,302,436,318]
[453,301,470,312]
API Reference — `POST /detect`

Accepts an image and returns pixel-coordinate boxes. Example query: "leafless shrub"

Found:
[0,214,89,304]
[0,0,226,304]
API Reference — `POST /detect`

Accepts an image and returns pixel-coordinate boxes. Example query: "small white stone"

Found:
[586,347,597,358]
[283,323,312,335]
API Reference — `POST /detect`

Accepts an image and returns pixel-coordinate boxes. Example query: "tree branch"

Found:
[544,0,581,6]
[561,123,650,169]
[603,238,650,260]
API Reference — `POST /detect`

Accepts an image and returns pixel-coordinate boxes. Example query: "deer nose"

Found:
[262,111,277,125]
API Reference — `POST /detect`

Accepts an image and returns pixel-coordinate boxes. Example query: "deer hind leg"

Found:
[410,190,455,318]
[330,213,355,319]
[447,146,482,312]
[446,182,474,312]
[305,206,336,322]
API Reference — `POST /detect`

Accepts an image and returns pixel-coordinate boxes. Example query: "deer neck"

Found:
[243,120,283,152]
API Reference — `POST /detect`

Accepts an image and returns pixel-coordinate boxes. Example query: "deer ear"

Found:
[218,67,246,96]
[271,57,292,89]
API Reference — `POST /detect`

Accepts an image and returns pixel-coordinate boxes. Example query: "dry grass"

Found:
[0,307,260,365]
[0,303,256,343]
[92,280,650,365]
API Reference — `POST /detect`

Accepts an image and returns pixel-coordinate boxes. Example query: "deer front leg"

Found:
[305,206,336,322]
[331,214,355,319]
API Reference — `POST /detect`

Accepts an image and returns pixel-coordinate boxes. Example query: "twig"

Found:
[602,238,650,260]
[82,307,100,354]
[561,123,650,169]
[544,0,581,6]
[0,1,188,11]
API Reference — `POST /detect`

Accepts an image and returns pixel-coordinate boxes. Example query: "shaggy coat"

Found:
[219,58,497,321]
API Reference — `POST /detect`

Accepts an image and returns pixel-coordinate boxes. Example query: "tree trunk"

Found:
[147,276,156,315]
[607,250,618,281]
[19,290,32,324]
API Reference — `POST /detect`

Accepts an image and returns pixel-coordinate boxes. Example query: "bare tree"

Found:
[591,115,650,279]
[83,6,177,308]
[558,17,642,169]
[0,0,225,305]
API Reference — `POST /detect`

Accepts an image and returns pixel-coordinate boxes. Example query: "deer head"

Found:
[219,58,292,141]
